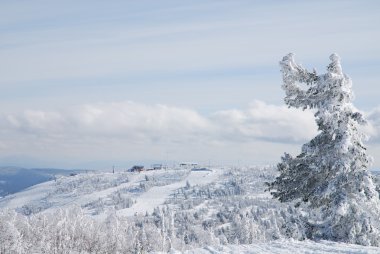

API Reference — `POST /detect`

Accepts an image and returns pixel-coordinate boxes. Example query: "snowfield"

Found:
[119,169,221,217]
[0,168,221,218]
[177,240,380,254]
[1,166,380,253]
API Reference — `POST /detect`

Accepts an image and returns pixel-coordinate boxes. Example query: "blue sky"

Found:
[0,0,380,169]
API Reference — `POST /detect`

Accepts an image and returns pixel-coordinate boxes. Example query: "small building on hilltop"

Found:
[179,162,198,169]
[129,165,144,172]
[152,164,163,170]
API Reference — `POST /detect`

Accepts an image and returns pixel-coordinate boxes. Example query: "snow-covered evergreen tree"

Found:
[267,53,380,245]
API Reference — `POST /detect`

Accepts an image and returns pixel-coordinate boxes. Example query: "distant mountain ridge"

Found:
[0,166,85,197]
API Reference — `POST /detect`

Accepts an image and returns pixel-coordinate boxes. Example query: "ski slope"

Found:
[0,168,222,219]
[119,169,220,217]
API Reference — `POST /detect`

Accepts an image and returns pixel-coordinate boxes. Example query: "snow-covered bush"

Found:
[267,53,380,246]
[0,210,25,253]
[54,172,129,195]
[83,191,135,215]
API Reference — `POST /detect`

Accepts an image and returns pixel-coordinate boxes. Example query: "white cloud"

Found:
[72,102,214,142]
[2,100,380,168]
[1,101,214,143]
[212,100,317,143]
[365,108,380,142]
[0,100,317,146]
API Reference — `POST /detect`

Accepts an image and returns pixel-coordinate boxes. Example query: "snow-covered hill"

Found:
[0,168,221,218]
[0,167,84,197]
[1,166,380,253]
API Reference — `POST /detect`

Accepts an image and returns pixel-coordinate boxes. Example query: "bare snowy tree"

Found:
[267,53,380,246]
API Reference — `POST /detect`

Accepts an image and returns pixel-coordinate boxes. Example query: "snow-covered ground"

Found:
[0,168,222,218]
[1,166,380,253]
[119,169,220,217]
[177,240,380,254]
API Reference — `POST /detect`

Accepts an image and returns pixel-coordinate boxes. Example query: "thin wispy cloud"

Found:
[1,1,379,82]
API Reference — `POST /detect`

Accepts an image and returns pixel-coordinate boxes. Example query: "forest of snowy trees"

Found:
[0,166,310,253]
[2,166,380,253]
